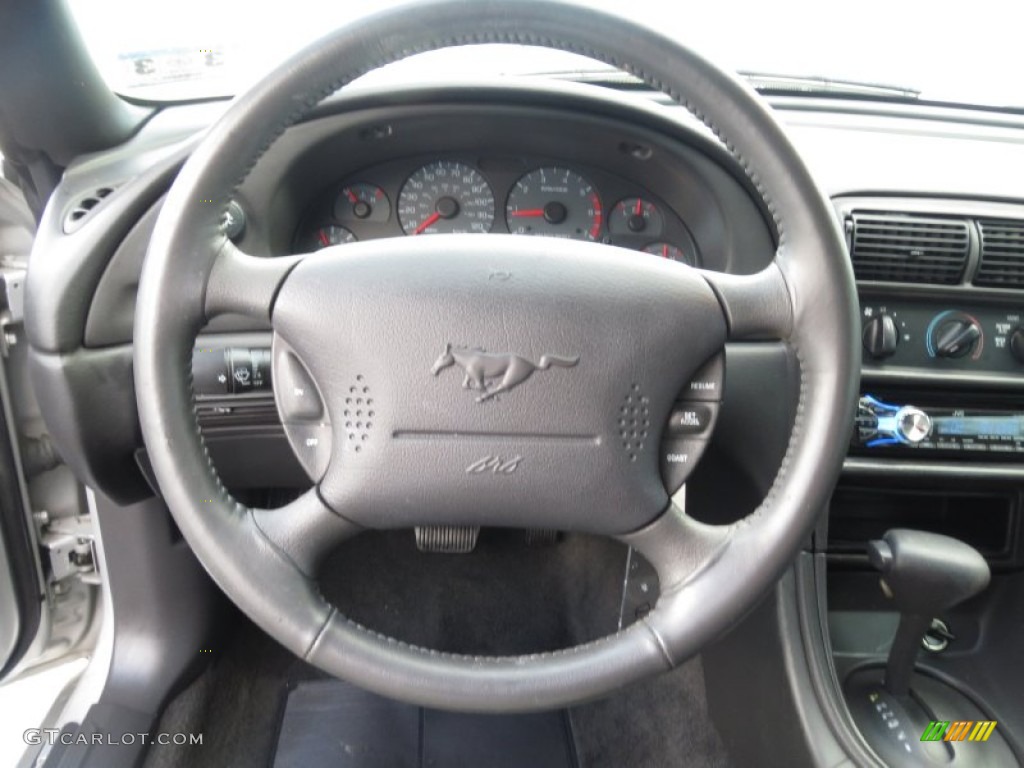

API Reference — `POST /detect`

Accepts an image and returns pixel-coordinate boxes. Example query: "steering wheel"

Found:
[135,0,858,712]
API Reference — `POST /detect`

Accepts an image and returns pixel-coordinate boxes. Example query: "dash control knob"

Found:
[1009,327,1024,364]
[862,314,899,359]
[895,406,932,444]
[928,312,982,359]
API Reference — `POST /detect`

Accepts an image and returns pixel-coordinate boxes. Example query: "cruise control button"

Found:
[285,423,332,480]
[275,350,323,421]
[660,439,707,494]
[680,353,724,402]
[667,404,715,436]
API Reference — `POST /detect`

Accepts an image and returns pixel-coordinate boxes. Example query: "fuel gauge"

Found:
[335,183,390,224]
[610,197,664,237]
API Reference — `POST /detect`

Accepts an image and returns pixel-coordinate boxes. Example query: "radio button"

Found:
[895,406,932,444]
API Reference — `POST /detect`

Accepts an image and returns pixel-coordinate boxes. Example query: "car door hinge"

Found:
[0,268,26,357]
[35,512,101,585]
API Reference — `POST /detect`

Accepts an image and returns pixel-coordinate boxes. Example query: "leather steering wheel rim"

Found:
[134,0,859,712]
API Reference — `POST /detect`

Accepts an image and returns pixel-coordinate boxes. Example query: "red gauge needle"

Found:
[414,212,441,234]
[634,199,643,216]
[318,229,330,247]
[345,189,358,203]
[662,245,669,258]
[509,209,545,218]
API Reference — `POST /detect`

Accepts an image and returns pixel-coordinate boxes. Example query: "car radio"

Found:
[853,394,1024,457]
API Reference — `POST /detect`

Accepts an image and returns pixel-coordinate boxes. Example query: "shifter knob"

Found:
[867,529,990,696]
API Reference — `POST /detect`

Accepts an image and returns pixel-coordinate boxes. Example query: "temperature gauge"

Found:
[643,242,694,265]
[299,225,357,252]
[610,197,664,237]
[335,183,390,224]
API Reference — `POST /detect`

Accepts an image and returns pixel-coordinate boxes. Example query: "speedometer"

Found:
[506,167,602,241]
[398,161,495,235]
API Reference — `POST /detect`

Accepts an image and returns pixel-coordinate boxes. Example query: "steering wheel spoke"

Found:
[700,262,794,341]
[250,488,362,578]
[619,494,732,596]
[205,239,304,322]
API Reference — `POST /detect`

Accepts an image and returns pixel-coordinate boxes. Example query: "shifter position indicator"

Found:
[843,530,1018,765]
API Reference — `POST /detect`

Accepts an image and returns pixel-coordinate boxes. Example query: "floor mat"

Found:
[273,678,579,768]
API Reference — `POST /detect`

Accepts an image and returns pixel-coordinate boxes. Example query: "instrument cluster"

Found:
[293,156,701,265]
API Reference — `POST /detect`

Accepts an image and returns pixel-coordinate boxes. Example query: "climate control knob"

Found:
[927,312,982,359]
[1009,327,1024,364]
[862,314,899,359]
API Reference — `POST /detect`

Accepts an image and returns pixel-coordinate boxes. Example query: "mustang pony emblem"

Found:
[431,343,579,402]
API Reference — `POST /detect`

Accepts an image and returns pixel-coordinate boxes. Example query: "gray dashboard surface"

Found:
[23,81,1024,504]
[778,103,1024,200]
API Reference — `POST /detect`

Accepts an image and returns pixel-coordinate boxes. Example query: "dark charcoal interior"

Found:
[5,2,1024,767]
[141,532,731,768]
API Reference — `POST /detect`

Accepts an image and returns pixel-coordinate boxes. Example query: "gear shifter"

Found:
[866,529,990,695]
[845,529,1017,766]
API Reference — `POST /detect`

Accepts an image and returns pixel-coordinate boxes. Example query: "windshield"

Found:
[68,0,1024,110]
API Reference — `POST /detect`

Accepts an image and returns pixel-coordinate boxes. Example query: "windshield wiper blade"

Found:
[739,71,921,99]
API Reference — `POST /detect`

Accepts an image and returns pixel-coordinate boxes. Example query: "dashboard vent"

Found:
[976,219,1024,289]
[849,212,969,285]
[63,185,118,234]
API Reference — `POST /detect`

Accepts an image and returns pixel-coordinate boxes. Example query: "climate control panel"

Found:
[860,301,1024,373]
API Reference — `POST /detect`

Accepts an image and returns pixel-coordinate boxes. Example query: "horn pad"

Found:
[271,235,727,534]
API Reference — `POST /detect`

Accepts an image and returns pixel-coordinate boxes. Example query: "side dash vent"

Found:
[63,185,118,234]
[976,219,1024,289]
[849,212,969,285]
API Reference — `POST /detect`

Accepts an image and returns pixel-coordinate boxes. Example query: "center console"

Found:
[826,198,1024,766]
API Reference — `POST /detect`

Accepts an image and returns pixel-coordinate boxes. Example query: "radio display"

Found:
[854,394,1024,458]
[934,416,1024,439]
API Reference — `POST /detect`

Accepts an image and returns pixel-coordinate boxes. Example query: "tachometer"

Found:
[506,167,602,241]
[398,161,495,235]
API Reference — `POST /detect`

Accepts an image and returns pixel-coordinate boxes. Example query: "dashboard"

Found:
[292,155,700,265]
[17,61,1024,765]
[22,79,1024,515]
